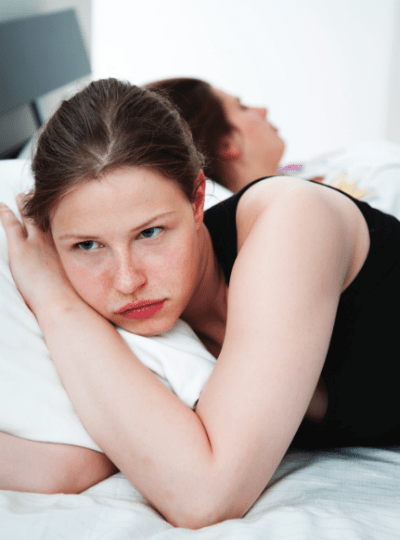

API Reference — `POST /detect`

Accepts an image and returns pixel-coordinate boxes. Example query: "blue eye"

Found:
[76,240,100,251]
[140,227,162,239]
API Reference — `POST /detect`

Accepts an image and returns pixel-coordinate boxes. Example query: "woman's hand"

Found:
[0,197,77,316]
[0,202,119,496]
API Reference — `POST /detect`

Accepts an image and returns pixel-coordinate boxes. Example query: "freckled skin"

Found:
[51,167,205,337]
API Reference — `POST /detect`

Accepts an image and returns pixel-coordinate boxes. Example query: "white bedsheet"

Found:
[2,446,400,538]
[283,140,400,220]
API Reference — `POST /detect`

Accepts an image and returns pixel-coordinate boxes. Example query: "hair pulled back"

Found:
[145,78,233,187]
[25,78,205,231]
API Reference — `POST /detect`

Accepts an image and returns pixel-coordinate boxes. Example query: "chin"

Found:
[117,315,179,337]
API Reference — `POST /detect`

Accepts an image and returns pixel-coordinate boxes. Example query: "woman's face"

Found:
[51,167,204,337]
[213,88,285,174]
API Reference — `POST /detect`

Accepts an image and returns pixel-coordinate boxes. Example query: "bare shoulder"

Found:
[237,176,364,224]
[235,176,370,291]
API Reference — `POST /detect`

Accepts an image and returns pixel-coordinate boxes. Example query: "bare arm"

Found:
[194,179,365,517]
[0,431,118,494]
[0,181,364,527]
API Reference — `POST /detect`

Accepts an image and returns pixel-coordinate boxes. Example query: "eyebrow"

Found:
[56,210,177,241]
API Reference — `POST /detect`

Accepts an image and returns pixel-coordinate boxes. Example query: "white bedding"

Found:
[2,446,400,538]
[2,146,400,538]
[211,139,400,220]
[282,140,400,220]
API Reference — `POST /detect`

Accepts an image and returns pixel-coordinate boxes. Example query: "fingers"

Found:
[16,193,40,239]
[0,193,43,246]
[16,193,25,207]
[0,202,27,243]
[16,191,33,213]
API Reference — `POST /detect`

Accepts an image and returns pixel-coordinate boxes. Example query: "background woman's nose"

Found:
[255,107,267,119]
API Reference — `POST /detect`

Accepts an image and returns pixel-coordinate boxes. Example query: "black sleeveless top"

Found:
[204,178,400,449]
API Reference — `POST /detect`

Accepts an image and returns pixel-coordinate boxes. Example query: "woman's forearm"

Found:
[0,432,118,494]
[0,203,231,527]
[34,295,222,527]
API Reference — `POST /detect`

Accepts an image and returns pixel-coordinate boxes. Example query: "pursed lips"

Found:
[116,299,166,320]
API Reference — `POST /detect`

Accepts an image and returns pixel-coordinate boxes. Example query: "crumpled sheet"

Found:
[2,446,400,539]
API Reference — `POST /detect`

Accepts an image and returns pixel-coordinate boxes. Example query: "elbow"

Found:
[170,505,244,530]
[169,509,219,530]
[165,488,246,529]
[168,511,221,530]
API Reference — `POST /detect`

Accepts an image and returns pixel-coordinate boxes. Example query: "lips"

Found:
[116,299,165,320]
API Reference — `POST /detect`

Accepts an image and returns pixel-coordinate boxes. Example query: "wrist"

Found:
[33,285,89,328]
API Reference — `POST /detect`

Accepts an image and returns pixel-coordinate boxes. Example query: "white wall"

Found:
[387,0,400,146]
[92,0,398,165]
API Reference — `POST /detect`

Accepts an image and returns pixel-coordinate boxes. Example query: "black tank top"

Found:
[204,178,400,449]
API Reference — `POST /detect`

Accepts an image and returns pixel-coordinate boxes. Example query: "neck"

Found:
[223,159,280,193]
[182,223,227,334]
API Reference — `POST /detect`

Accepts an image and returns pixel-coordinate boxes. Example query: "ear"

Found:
[219,131,241,160]
[192,171,206,230]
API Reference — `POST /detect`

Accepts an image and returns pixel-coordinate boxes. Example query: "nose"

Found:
[254,107,267,119]
[113,250,147,295]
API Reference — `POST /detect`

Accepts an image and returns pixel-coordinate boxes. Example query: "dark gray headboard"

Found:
[0,9,90,158]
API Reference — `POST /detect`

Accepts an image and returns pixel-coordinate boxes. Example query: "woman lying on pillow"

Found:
[145,77,316,192]
[146,77,400,212]
[2,78,400,529]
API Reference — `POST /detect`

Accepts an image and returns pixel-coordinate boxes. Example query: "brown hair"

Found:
[145,78,233,187]
[24,78,205,231]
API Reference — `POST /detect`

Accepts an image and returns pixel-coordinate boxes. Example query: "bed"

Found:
[2,446,400,539]
[2,10,400,540]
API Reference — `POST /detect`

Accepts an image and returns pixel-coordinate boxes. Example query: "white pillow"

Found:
[204,179,233,210]
[0,160,216,451]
